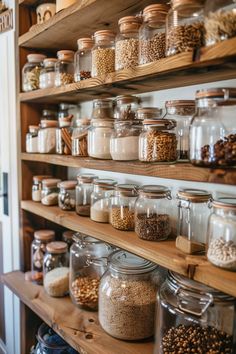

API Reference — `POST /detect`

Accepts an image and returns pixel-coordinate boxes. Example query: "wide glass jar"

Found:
[74,37,94,81]
[43,241,69,297]
[155,271,235,353]
[22,54,46,92]
[136,107,163,120]
[58,180,77,211]
[90,178,116,223]
[32,175,52,202]
[41,178,61,206]
[139,4,169,64]
[71,118,90,157]
[190,88,236,167]
[166,0,204,57]
[75,173,98,217]
[91,30,115,77]
[114,95,140,120]
[55,50,74,87]
[39,58,57,89]
[26,125,39,153]
[56,115,73,155]
[88,119,113,159]
[91,98,114,119]
[207,198,236,271]
[38,120,58,154]
[115,16,141,70]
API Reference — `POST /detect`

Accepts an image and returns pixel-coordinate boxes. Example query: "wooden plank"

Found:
[19,0,39,6]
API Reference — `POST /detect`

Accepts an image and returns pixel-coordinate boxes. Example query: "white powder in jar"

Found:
[44,267,69,297]
[41,193,58,206]
[88,128,112,159]
[32,189,41,202]
[26,136,38,153]
[38,127,56,153]
[110,136,139,161]
[39,72,56,89]
[90,198,110,223]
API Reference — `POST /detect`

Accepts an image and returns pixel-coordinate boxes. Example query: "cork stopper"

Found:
[46,241,68,254]
[42,178,61,187]
[143,4,169,23]
[172,0,204,10]
[40,119,58,128]
[118,16,142,34]
[27,54,46,63]
[58,180,77,190]
[77,37,94,50]
[57,50,74,62]
[62,230,74,241]
[94,30,116,42]
[34,229,55,241]
[43,58,57,67]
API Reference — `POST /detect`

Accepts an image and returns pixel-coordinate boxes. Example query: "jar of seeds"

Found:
[71,118,90,157]
[155,271,235,354]
[38,119,58,154]
[56,114,73,155]
[39,58,57,89]
[55,50,74,86]
[22,54,46,92]
[91,30,115,77]
[32,175,52,202]
[26,125,39,153]
[136,107,163,120]
[91,98,114,119]
[114,95,140,121]
[166,0,204,57]
[41,178,61,206]
[75,173,98,217]
[139,4,169,65]
[58,180,77,211]
[88,119,114,159]
[74,37,94,81]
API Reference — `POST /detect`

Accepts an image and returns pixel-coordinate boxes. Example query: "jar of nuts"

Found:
[58,180,77,211]
[91,30,115,77]
[22,54,46,92]
[75,173,98,217]
[114,95,140,121]
[55,50,74,86]
[74,37,94,81]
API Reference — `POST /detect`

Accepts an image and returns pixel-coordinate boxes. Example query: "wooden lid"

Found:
[33,175,52,183]
[94,30,116,39]
[213,197,236,210]
[118,15,142,33]
[77,173,98,183]
[42,178,61,187]
[57,50,74,61]
[58,180,77,190]
[115,184,139,197]
[27,54,46,63]
[172,0,204,9]
[115,95,139,104]
[29,125,39,132]
[77,37,94,50]
[137,107,162,119]
[43,58,57,67]
[196,88,236,99]
[93,178,117,189]
[143,4,169,22]
[46,241,68,254]
[165,100,195,107]
[62,230,74,240]
[139,185,170,198]
[177,188,212,203]
[40,119,58,128]
[143,118,176,129]
[34,229,55,241]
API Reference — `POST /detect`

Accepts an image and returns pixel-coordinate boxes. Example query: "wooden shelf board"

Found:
[19,0,39,5]
[2,271,153,354]
[21,201,236,297]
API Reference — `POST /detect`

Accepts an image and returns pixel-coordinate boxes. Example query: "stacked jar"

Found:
[92,30,115,77]
[71,118,90,157]
[32,175,52,202]
[39,58,57,89]
[55,50,74,86]
[41,178,61,206]
[22,54,46,92]
[74,37,94,81]
[58,180,77,211]
[26,125,39,153]
[56,114,73,155]
[38,119,58,154]
[75,173,97,217]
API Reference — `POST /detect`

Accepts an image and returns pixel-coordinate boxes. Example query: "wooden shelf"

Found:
[19,0,39,5]
[21,201,236,297]
[2,271,153,354]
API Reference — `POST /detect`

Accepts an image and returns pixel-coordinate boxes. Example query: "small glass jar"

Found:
[39,58,57,89]
[155,271,235,354]
[139,119,177,162]
[99,250,160,340]
[88,119,114,159]
[58,103,70,119]
[43,241,69,297]
[164,100,195,160]
[41,109,57,121]
[91,98,114,119]
[135,185,172,241]
[75,173,98,217]
[136,107,163,120]
[166,0,204,57]
[115,16,141,70]
[32,175,52,202]
[58,180,77,211]
[74,37,94,81]
[92,30,115,77]
[90,178,117,223]
[62,230,74,251]
[55,50,74,87]
[22,54,46,92]
[70,234,113,310]
[31,229,55,284]
[38,120,58,154]
[207,198,236,271]
[26,125,39,153]
[56,115,73,155]
[71,118,90,157]
[139,4,169,65]
[41,178,61,206]
[114,95,140,121]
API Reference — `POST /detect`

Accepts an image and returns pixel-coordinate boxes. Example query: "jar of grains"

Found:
[71,118,90,157]
[88,119,114,159]
[75,173,98,217]
[114,95,140,120]
[154,271,235,354]
[139,119,177,162]
[55,50,74,86]
[136,107,163,120]
[164,100,195,160]
[90,178,117,223]
[207,198,236,271]
[190,88,236,167]
[70,233,113,310]
[91,30,115,77]
[26,125,39,153]
[58,180,77,211]
[39,58,57,89]
[91,98,114,119]
[115,16,142,70]
[139,4,169,65]
[38,119,58,154]
[43,241,69,297]
[56,115,73,155]
[166,0,204,57]
[22,54,46,92]
[99,250,162,340]
[41,178,61,206]
[32,175,52,202]
[74,37,94,81]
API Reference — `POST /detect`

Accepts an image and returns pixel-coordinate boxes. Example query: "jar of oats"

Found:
[55,50,74,86]
[91,30,115,77]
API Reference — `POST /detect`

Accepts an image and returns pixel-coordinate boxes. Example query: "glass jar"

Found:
[164,100,195,160]
[135,185,172,241]
[74,37,94,81]
[88,119,113,159]
[71,118,90,157]
[166,0,204,57]
[43,241,69,297]
[139,4,169,65]
[38,120,58,154]
[70,234,113,310]
[114,95,140,121]
[62,230,74,251]
[207,197,236,271]
[75,173,98,217]
[91,98,114,119]
[41,178,61,206]
[91,30,115,77]
[139,119,177,162]
[99,250,160,340]
[31,229,55,284]
[58,180,77,211]
[26,125,39,153]
[32,175,52,202]
[90,178,117,223]
[155,271,235,354]
[136,107,163,120]
[190,88,236,167]
[58,103,70,119]
[115,16,141,70]
[41,109,57,121]
[22,54,46,92]
[39,58,57,89]
[55,50,74,87]
[56,115,73,155]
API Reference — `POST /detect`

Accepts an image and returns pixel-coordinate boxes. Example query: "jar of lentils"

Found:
[91,30,115,77]
[55,50,74,86]
[22,54,46,92]
[74,37,94,81]
[114,95,140,120]
[39,58,57,89]
[58,180,77,211]
[71,118,90,157]
[41,178,61,206]
[32,175,52,202]
[75,173,98,217]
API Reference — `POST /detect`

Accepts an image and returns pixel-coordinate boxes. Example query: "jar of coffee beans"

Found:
[22,54,46,92]
[91,30,115,77]
[55,50,74,87]
[74,37,94,81]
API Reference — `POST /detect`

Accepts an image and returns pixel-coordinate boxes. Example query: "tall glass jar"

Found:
[71,118,90,157]
[32,175,52,202]
[139,4,169,64]
[74,37,94,81]
[207,198,236,271]
[22,54,46,92]
[56,115,73,155]
[38,120,58,154]
[91,98,114,119]
[58,180,77,211]
[114,95,140,120]
[55,50,74,87]
[115,16,141,70]
[166,0,204,57]
[26,125,39,153]
[75,173,98,217]
[41,178,61,206]
[91,30,115,77]
[155,271,235,353]
[39,58,57,89]
[136,107,163,120]
[88,119,113,159]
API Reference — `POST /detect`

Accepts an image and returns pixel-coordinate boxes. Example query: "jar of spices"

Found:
[91,178,117,223]
[41,178,61,206]
[91,30,115,77]
[26,125,39,153]
[44,241,69,297]
[190,88,236,167]
[22,54,46,92]
[155,271,235,353]
[114,95,140,121]
[55,50,74,87]
[58,180,77,211]
[88,119,114,159]
[32,175,52,202]
[166,0,204,57]
[75,173,98,217]
[74,37,94,81]
[62,230,74,251]
[139,4,169,65]
[38,120,58,154]
[71,118,90,157]
[115,16,141,70]
[39,58,57,89]
[164,100,195,160]
[136,107,163,120]
[207,197,236,271]
[56,115,73,155]
[139,119,177,162]
[91,98,114,119]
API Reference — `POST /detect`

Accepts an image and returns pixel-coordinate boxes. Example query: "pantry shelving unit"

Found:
[2,1,236,353]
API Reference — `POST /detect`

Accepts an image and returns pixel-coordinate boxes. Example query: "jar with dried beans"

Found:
[91,30,115,77]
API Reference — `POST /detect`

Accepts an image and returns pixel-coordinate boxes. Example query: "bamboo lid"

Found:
[177,188,212,203]
[77,37,94,50]
[57,50,74,61]
[118,16,142,33]
[33,175,52,183]
[46,241,68,254]
[42,178,61,187]
[34,229,55,241]
[58,180,77,190]
[27,54,46,63]
[62,230,74,241]
[143,4,169,23]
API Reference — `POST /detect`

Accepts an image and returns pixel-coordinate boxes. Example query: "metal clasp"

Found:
[175,287,213,317]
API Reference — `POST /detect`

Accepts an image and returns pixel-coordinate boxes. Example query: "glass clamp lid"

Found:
[196,88,236,105]
[212,197,236,210]
[109,250,157,274]
[177,188,212,203]
[77,173,98,183]
[143,119,176,130]
[114,183,139,197]
[139,185,171,199]
[93,178,117,188]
